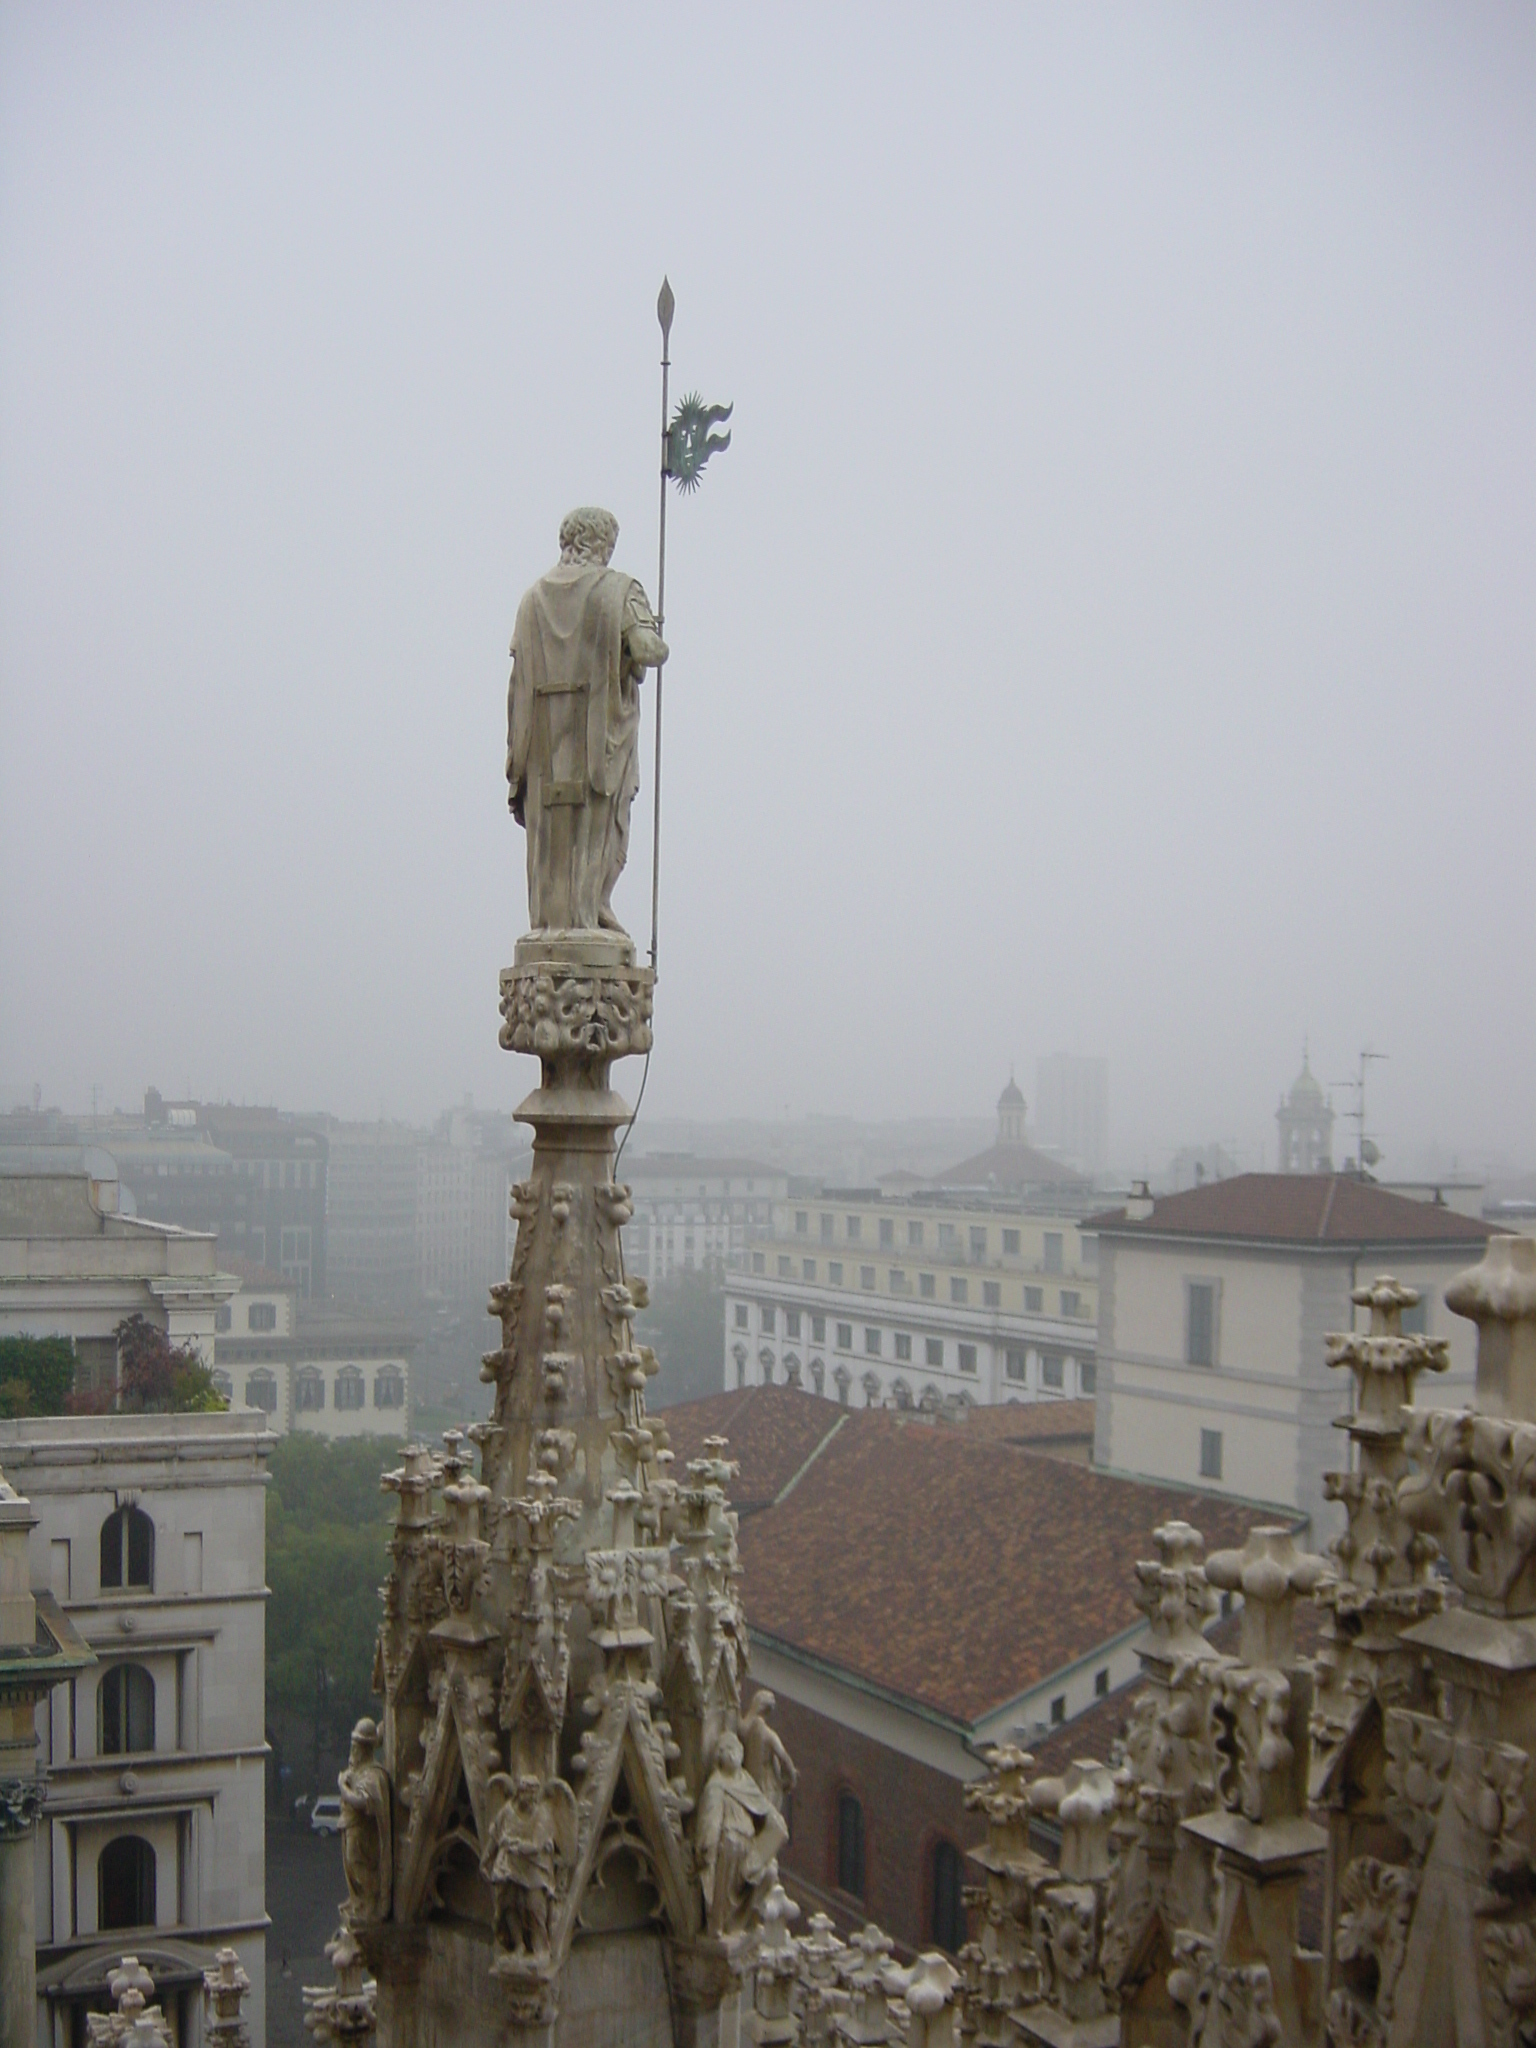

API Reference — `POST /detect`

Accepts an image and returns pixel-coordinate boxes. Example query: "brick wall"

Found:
[768,1689,983,1955]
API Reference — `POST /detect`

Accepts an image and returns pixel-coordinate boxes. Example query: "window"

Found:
[248,1301,278,1333]
[795,1211,808,1236]
[895,1333,912,1362]
[907,1221,923,1248]
[890,1269,907,1293]
[281,1224,312,1292]
[804,1260,817,1283]
[810,1360,824,1395]
[1050,1695,1066,1726]
[1095,1668,1110,1698]
[925,1338,943,1369]
[785,1310,801,1340]
[931,1840,966,1953]
[846,1215,862,1241]
[1186,1282,1217,1367]
[100,1507,153,1593]
[784,1355,802,1387]
[212,1369,233,1403]
[778,1256,792,1278]
[969,1227,987,1263]
[99,1664,154,1755]
[834,1365,851,1405]
[920,1273,936,1299]
[829,1262,844,1285]
[879,1218,894,1247]
[374,1367,405,1409]
[950,1277,968,1305]
[1002,1229,1020,1256]
[1044,1233,1064,1274]
[761,1307,776,1335]
[984,1282,1001,1309]
[892,1378,913,1410]
[99,1835,155,1931]
[753,1253,766,1274]
[760,1350,776,1384]
[865,1328,881,1357]
[938,1223,957,1253]
[837,1793,865,1897]
[295,1368,325,1412]
[246,1368,278,1414]
[214,1305,232,1334]
[811,1314,825,1343]
[1200,1428,1223,1480]
[1042,1354,1065,1390]
[860,1371,881,1406]
[837,1323,853,1351]
[820,1214,834,1243]
[1401,1296,1428,1335]
[336,1366,366,1411]
[958,1344,977,1374]
[735,1304,749,1330]
[860,1265,876,1291]
[1024,1286,1043,1312]
[1006,1349,1026,1382]
[1080,1361,1097,1395]
[734,1346,747,1388]
[1061,1290,1081,1318]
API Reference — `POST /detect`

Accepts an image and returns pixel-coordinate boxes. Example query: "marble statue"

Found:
[695,1729,788,1934]
[482,1772,577,1963]
[740,1688,798,1813]
[506,507,668,934]
[338,1717,392,1924]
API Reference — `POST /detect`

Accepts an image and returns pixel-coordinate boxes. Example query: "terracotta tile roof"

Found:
[658,1387,844,1513]
[944,1399,1096,1449]
[659,1389,1295,1728]
[219,1255,293,1290]
[935,1142,1090,1191]
[1088,1174,1496,1248]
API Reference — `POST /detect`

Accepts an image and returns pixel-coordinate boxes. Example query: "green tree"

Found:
[634,1268,726,1408]
[0,1334,75,1417]
[114,1314,226,1412]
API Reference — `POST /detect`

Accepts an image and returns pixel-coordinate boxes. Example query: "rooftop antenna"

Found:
[1332,1047,1387,1177]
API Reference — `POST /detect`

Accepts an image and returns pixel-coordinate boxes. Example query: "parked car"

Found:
[310,1796,343,1835]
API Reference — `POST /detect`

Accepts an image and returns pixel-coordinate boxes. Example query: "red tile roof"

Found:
[1088,1174,1495,1248]
[947,1399,1096,1450]
[935,1142,1089,1192]
[659,1389,1291,1728]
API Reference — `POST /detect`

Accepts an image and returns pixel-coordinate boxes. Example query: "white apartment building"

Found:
[3,1409,271,2046]
[623,1154,788,1284]
[214,1268,412,1438]
[724,1190,1098,1410]
[1088,1173,1495,1532]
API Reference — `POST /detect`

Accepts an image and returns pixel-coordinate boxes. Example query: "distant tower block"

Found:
[1276,1048,1334,1173]
[996,1075,1026,1146]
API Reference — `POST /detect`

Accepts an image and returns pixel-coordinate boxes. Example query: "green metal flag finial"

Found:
[666,392,733,492]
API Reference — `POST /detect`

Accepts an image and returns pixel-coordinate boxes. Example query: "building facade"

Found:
[1088,1172,1493,1530]
[214,1271,412,1439]
[2,1409,271,2047]
[724,1190,1099,1409]
[1034,1053,1109,1178]
[621,1154,789,1284]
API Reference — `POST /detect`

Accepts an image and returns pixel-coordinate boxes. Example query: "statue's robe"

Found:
[507,561,654,931]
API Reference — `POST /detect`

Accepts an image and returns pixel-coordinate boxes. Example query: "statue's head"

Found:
[753,1690,777,1716]
[350,1716,379,1762]
[515,1773,542,1808]
[558,506,619,567]
[717,1731,744,1772]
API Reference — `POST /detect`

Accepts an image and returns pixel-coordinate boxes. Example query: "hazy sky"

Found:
[2,6,1532,1173]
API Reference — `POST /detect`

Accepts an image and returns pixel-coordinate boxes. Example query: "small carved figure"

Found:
[482,1772,577,1962]
[740,1690,798,1814]
[338,1717,392,1924]
[695,1730,789,1934]
[506,507,668,934]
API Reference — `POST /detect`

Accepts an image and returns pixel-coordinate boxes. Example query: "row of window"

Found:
[830,1791,967,1952]
[737,1305,1092,1384]
[745,1274,1086,1317]
[208,1363,405,1412]
[215,1300,279,1333]
[792,1212,1080,1272]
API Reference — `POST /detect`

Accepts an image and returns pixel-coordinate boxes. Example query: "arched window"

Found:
[100,1506,153,1592]
[833,1364,850,1406]
[891,1378,913,1411]
[837,1792,865,1898]
[732,1343,748,1389]
[295,1367,325,1412]
[211,1369,233,1404]
[919,1383,942,1413]
[99,1835,155,1930]
[245,1368,278,1414]
[98,1664,155,1755]
[783,1354,802,1387]
[758,1347,775,1386]
[931,1838,966,1951]
[335,1365,366,1411]
[860,1371,881,1408]
[374,1366,405,1409]
[810,1359,825,1396]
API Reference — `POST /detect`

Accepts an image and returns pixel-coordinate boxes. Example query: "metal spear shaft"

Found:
[650,277,674,973]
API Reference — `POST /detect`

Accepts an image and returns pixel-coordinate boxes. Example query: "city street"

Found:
[266,1820,347,2047]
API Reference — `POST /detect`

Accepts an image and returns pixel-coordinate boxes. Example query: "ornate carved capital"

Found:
[0,1774,44,1837]
[499,961,654,1061]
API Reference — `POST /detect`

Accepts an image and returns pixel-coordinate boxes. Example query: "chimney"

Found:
[1125,1181,1154,1222]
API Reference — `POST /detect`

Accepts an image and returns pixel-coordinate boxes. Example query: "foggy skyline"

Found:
[2,6,1533,1174]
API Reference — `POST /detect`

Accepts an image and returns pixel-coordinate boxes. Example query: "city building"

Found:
[1087,1172,1495,1530]
[415,1105,526,1308]
[663,1386,1284,1953]
[724,1185,1099,1409]
[3,1407,272,2046]
[620,1153,789,1283]
[0,1147,235,1391]
[213,1265,412,1438]
[1274,1051,1334,1174]
[1033,1053,1109,1178]
[931,1080,1094,1199]
[325,1120,422,1311]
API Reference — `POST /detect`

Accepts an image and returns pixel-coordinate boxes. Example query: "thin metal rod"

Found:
[650,321,669,973]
